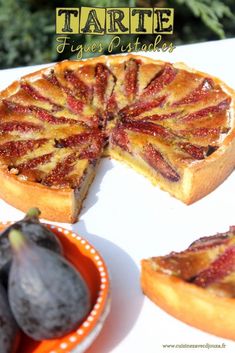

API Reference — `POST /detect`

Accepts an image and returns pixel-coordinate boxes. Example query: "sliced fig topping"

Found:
[20,82,62,111]
[95,63,109,104]
[124,59,139,101]
[142,64,177,98]
[177,127,221,139]
[0,58,232,200]
[21,82,49,102]
[179,142,208,160]
[0,121,42,133]
[3,101,78,125]
[106,93,118,116]
[193,246,235,288]
[132,111,180,122]
[55,131,104,160]
[66,95,84,114]
[111,126,130,152]
[172,78,214,106]
[181,98,231,122]
[64,70,92,102]
[31,107,77,125]
[119,95,166,119]
[3,100,31,115]
[43,71,60,87]
[152,227,235,282]
[142,143,180,182]
[44,72,73,97]
[42,152,78,187]
[17,153,54,171]
[54,134,88,148]
[55,131,103,148]
[194,127,228,137]
[78,140,103,160]
[0,139,47,158]
[189,232,233,252]
[87,112,103,129]
[122,120,175,141]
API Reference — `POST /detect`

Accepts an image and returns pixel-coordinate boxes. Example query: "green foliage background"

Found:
[0,0,234,69]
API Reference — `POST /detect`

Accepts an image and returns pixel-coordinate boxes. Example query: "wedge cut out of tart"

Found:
[141,226,235,340]
[0,55,235,222]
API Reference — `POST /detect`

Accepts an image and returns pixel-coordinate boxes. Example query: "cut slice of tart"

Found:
[0,55,235,222]
[141,227,235,340]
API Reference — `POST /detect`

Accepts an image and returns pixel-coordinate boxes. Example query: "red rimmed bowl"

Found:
[0,223,111,353]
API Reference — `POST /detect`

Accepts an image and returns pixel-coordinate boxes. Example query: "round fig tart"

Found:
[0,55,234,222]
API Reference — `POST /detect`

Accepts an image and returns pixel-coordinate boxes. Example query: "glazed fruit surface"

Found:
[0,55,233,202]
[150,226,235,298]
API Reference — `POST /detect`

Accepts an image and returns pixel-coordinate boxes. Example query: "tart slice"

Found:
[141,227,235,340]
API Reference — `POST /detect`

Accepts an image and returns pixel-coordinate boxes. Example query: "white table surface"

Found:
[0,39,235,353]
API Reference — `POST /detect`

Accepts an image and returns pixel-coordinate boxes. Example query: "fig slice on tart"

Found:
[141,227,235,340]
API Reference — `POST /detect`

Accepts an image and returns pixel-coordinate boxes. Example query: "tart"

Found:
[0,55,235,222]
[141,227,235,340]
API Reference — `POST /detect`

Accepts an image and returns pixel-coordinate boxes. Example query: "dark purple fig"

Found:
[0,262,10,289]
[0,282,20,353]
[9,229,90,340]
[0,208,62,282]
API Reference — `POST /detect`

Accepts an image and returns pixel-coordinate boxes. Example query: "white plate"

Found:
[0,39,235,353]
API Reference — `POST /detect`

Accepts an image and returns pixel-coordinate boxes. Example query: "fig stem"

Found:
[9,229,26,251]
[25,207,41,219]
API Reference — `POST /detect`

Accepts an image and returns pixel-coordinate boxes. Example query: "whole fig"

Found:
[9,229,90,340]
[0,282,20,353]
[0,208,62,281]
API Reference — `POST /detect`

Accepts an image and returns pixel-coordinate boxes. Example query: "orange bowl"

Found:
[0,223,110,353]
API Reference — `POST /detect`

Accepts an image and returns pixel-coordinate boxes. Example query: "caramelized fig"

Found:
[9,230,90,340]
[0,282,20,353]
[0,208,62,279]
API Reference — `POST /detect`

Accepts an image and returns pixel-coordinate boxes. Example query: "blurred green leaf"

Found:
[173,0,234,38]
